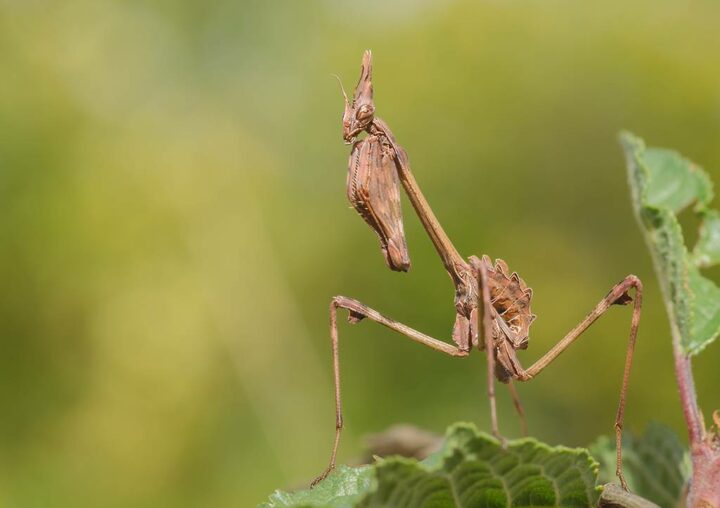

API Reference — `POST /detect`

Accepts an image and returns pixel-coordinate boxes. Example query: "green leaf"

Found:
[688,264,720,347]
[261,423,601,507]
[642,148,713,212]
[590,422,689,508]
[692,209,720,267]
[621,132,720,355]
[260,465,374,508]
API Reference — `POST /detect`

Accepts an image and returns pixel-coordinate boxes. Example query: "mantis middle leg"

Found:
[311,295,470,487]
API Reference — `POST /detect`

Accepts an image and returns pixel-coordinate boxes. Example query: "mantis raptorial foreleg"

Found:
[310,296,470,487]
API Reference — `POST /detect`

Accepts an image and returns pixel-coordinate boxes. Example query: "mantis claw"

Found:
[310,465,335,488]
[616,468,630,492]
[493,430,509,449]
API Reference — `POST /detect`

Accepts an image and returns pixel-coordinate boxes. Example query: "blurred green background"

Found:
[1,0,719,506]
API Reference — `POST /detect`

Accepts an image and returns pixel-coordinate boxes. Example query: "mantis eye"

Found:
[356,104,374,122]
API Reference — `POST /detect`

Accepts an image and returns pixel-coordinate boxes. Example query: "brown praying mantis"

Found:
[312,50,643,491]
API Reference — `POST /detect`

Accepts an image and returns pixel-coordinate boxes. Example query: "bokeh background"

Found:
[1,0,720,506]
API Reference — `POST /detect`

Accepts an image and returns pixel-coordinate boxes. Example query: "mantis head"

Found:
[340,50,375,143]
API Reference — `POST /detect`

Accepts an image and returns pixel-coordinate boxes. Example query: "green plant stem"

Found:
[598,483,660,508]
[673,350,702,445]
[649,235,720,508]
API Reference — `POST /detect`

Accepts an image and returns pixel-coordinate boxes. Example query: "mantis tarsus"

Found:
[312,50,643,491]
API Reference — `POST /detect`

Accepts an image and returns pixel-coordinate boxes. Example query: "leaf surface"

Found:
[261,423,600,507]
[261,465,373,508]
[621,132,720,355]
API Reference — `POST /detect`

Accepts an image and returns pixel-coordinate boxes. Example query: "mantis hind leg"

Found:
[517,275,644,491]
[476,258,506,444]
[507,380,528,437]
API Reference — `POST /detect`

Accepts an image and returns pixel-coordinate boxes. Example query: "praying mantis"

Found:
[312,50,643,491]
